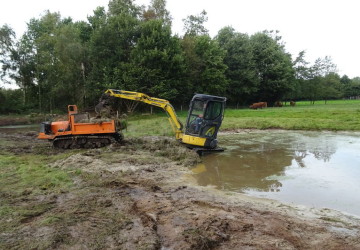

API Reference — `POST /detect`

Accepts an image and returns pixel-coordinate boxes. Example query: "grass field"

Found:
[124,99,360,136]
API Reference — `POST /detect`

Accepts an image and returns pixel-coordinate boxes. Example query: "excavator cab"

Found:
[184,94,226,149]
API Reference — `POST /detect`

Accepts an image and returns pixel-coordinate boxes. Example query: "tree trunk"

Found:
[38,84,42,113]
[81,62,86,108]
[23,85,26,106]
[124,100,139,113]
[49,98,52,114]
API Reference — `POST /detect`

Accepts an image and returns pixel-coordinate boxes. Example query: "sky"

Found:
[1,0,359,88]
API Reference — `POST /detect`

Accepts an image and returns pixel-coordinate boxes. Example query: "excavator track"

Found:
[192,147,225,156]
[52,133,122,149]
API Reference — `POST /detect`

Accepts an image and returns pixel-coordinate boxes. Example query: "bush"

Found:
[0,88,26,114]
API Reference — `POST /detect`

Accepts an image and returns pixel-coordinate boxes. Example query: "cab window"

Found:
[190,100,205,116]
[204,101,223,120]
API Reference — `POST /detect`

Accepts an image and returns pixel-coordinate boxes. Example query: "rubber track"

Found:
[53,135,117,149]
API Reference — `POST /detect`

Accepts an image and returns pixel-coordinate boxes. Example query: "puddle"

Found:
[191,131,360,216]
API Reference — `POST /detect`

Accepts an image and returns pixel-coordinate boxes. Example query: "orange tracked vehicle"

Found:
[38,105,122,149]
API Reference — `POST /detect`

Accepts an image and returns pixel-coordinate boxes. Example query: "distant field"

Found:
[223,99,360,131]
[294,99,360,106]
[124,99,360,136]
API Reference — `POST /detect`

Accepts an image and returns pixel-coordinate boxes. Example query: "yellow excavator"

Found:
[101,89,227,152]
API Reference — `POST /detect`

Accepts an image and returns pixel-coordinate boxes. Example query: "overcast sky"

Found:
[1,0,359,88]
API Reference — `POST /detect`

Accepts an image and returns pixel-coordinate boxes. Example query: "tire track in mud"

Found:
[125,177,360,250]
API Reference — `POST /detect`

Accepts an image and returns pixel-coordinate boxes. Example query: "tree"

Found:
[52,23,88,108]
[216,27,258,106]
[0,24,16,84]
[250,31,295,104]
[302,56,338,104]
[288,50,311,101]
[19,11,91,112]
[0,88,25,113]
[181,35,228,97]
[340,75,351,85]
[1,24,37,106]
[293,50,311,80]
[108,0,141,17]
[339,74,350,98]
[142,0,172,27]
[126,19,186,101]
[183,10,208,36]
[343,76,360,98]
[320,73,342,103]
[24,11,64,112]
[311,56,337,77]
[87,0,141,101]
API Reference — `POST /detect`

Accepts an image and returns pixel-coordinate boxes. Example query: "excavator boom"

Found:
[103,89,184,140]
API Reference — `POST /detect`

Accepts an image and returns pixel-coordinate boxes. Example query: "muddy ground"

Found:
[1,130,360,250]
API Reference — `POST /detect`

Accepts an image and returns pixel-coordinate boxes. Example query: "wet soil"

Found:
[1,130,360,249]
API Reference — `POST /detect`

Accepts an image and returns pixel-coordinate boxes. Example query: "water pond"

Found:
[191,131,360,216]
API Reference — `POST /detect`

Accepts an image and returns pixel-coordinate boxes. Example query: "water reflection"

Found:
[191,131,360,216]
[193,131,338,192]
[194,143,293,192]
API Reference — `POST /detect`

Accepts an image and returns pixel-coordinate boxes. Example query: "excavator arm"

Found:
[103,89,184,140]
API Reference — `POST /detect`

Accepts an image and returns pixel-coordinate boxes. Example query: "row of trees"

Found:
[1,0,359,114]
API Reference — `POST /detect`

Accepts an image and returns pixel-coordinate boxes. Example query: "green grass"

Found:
[223,100,360,131]
[124,112,186,137]
[0,153,74,233]
[0,154,73,196]
[122,99,360,134]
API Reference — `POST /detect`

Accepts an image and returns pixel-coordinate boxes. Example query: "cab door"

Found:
[201,100,225,139]
[185,99,206,136]
[185,96,225,140]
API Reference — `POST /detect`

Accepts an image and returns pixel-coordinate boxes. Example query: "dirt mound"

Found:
[51,153,108,171]
[50,137,200,174]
